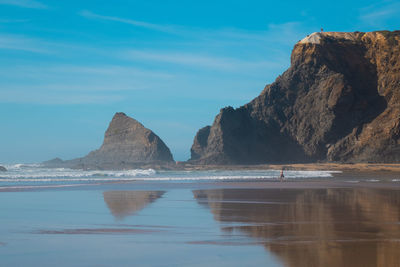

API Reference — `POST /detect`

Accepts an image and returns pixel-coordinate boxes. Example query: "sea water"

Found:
[0,163,341,190]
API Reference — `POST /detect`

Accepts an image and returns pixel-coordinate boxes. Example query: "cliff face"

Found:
[46,112,174,169]
[191,31,400,164]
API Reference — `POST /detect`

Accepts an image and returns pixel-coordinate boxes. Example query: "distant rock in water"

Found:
[42,157,64,166]
[190,31,400,164]
[0,166,7,172]
[45,112,174,169]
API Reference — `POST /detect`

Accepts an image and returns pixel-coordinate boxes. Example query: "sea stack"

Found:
[79,112,174,169]
[190,31,400,164]
[0,166,7,172]
[47,112,174,169]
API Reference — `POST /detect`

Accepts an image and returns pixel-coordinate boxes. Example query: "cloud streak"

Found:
[79,10,309,46]
[0,63,175,105]
[124,49,284,72]
[0,34,50,53]
[79,10,175,33]
[0,90,124,105]
[359,1,400,27]
[0,0,47,9]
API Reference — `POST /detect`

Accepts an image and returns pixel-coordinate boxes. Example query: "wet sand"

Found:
[36,228,163,234]
[1,174,400,266]
[194,187,400,267]
[179,162,400,173]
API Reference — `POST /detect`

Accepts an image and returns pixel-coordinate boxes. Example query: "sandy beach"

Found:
[179,162,400,173]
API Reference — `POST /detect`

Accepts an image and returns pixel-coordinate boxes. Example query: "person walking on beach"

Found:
[279,168,285,182]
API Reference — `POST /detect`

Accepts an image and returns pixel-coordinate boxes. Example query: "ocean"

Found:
[0,163,341,190]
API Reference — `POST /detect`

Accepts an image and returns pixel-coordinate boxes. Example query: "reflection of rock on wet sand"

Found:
[103,191,164,220]
[193,188,400,267]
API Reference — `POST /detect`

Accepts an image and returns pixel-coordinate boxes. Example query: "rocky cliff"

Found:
[190,30,400,164]
[46,112,174,169]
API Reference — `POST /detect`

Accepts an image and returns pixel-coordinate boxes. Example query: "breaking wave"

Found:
[0,164,341,183]
[0,167,156,180]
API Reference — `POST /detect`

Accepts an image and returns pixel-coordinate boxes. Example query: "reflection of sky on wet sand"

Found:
[103,191,165,220]
[193,188,400,267]
[0,189,281,266]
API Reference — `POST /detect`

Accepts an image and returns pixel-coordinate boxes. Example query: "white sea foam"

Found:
[0,165,341,183]
[4,163,41,170]
[0,167,156,179]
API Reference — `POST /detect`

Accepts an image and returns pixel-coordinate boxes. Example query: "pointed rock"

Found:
[80,112,174,168]
[44,112,175,169]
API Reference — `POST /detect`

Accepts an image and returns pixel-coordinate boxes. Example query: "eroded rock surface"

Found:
[191,31,400,164]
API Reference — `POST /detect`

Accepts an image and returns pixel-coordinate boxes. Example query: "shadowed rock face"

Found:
[191,126,211,160]
[191,31,400,164]
[103,191,165,220]
[0,166,6,172]
[80,112,174,168]
[193,188,400,267]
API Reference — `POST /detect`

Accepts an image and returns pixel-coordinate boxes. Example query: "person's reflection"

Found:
[193,188,400,267]
[103,191,164,220]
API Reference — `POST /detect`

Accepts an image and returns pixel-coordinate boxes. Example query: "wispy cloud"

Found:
[79,10,309,45]
[0,13,309,106]
[0,89,124,105]
[0,34,50,53]
[362,9,394,21]
[124,49,285,72]
[0,64,174,104]
[78,12,305,72]
[359,1,400,27]
[0,18,30,23]
[0,0,47,9]
[42,65,174,80]
[79,10,175,33]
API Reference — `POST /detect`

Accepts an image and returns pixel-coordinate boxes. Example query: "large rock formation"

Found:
[190,31,400,164]
[46,112,174,169]
[0,166,7,172]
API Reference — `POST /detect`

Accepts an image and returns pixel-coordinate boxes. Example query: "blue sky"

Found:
[0,0,399,163]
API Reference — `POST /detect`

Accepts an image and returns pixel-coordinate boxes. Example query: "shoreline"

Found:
[3,163,400,193]
[2,176,400,193]
[38,160,400,174]
[178,162,400,174]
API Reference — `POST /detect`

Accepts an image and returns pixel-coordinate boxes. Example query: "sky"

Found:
[0,0,399,163]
